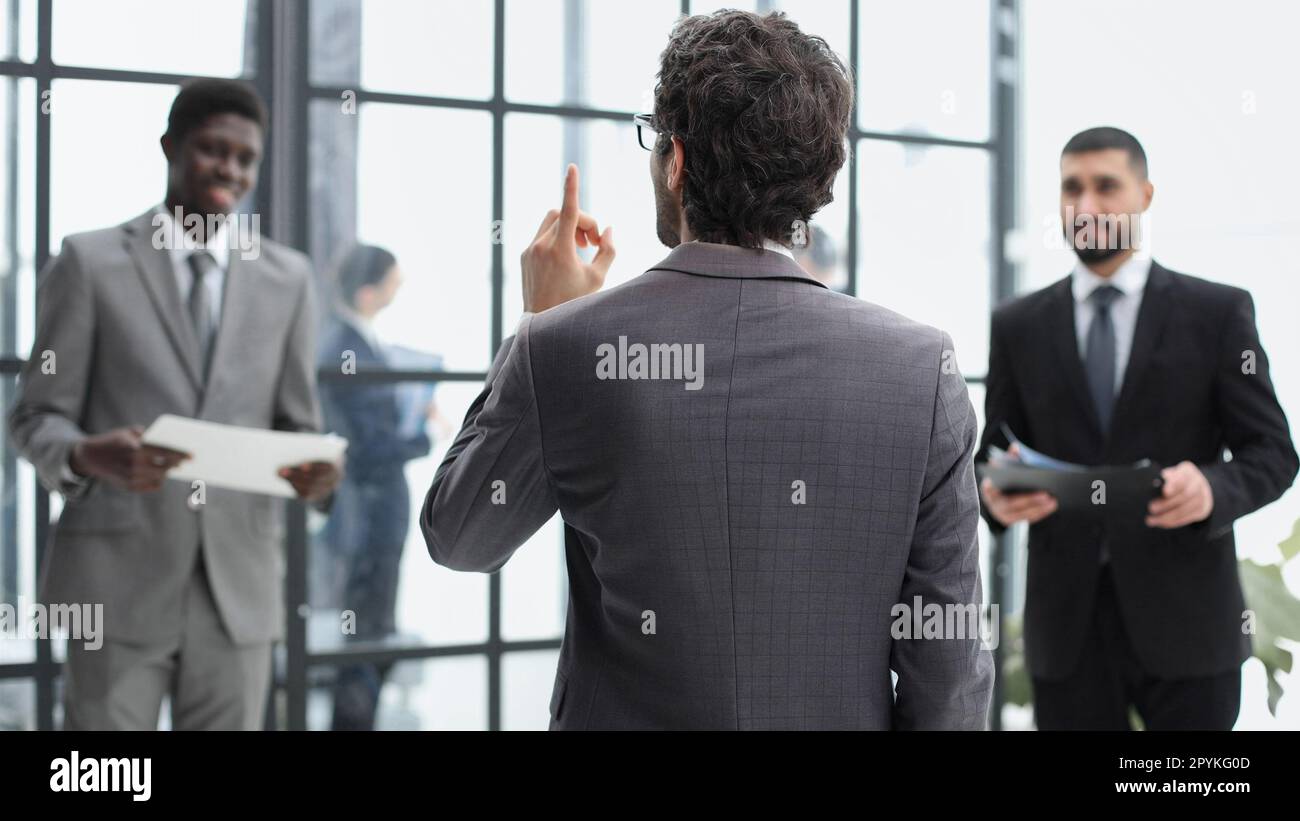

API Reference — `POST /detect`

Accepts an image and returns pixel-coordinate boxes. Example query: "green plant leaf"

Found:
[1238,523,1300,718]
[1279,518,1300,563]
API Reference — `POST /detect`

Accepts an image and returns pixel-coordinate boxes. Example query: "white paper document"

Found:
[142,414,348,498]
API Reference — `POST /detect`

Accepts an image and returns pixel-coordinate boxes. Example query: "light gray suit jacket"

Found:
[8,209,322,646]
[422,240,993,730]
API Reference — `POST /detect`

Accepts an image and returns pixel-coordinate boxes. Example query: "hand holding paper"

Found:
[277,461,341,502]
[143,415,347,499]
[980,443,1060,527]
[71,425,191,493]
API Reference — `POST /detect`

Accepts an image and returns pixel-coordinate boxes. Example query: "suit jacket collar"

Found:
[645,240,827,288]
[1048,259,1174,447]
[122,208,261,407]
[327,316,382,363]
[1112,261,1174,435]
[124,208,205,392]
[153,202,232,272]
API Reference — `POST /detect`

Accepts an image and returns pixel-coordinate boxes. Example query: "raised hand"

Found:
[521,163,615,313]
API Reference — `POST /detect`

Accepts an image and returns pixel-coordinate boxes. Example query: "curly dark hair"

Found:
[652,9,853,249]
[165,78,268,144]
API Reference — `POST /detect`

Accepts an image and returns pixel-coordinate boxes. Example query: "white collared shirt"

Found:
[1071,254,1151,393]
[155,204,228,329]
[337,304,383,355]
[761,238,795,260]
[683,237,796,259]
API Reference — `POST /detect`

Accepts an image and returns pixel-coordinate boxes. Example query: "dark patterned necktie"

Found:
[187,250,218,379]
[1085,284,1122,433]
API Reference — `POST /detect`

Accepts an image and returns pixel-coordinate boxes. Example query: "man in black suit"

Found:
[978,127,1298,730]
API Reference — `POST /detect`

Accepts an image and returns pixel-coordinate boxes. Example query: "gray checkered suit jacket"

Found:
[422,240,993,730]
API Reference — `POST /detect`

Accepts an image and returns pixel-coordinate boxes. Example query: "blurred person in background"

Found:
[317,244,433,730]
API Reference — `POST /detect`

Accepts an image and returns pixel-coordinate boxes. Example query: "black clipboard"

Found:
[977,425,1164,520]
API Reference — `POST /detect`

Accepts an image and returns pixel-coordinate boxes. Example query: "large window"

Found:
[0,0,1013,730]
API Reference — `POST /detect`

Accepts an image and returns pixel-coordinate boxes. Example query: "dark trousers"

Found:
[326,472,411,731]
[1032,567,1241,730]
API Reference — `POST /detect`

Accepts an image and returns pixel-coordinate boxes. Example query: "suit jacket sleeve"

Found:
[420,315,559,573]
[975,307,1027,536]
[271,261,333,512]
[1199,290,1299,538]
[890,331,995,730]
[6,239,96,498]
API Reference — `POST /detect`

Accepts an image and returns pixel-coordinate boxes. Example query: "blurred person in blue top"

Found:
[317,244,433,730]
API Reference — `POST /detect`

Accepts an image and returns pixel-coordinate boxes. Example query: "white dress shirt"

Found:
[761,237,796,259]
[1071,254,1151,394]
[155,204,229,330]
[683,237,795,258]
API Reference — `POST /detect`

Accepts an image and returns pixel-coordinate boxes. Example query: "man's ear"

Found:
[160,133,176,164]
[669,135,687,192]
[1140,179,1154,211]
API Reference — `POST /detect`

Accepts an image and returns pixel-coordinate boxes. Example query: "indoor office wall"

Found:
[1019,0,1300,728]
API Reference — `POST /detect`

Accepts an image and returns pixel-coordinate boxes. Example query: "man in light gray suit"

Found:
[8,79,339,730]
[422,10,993,730]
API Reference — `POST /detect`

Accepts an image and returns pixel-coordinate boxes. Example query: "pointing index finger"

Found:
[557,163,580,239]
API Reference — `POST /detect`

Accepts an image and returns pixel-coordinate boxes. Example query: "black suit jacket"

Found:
[978,261,1298,681]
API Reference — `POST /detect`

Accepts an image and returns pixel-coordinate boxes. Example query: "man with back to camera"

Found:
[977,127,1298,730]
[421,10,993,730]
[7,79,340,730]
